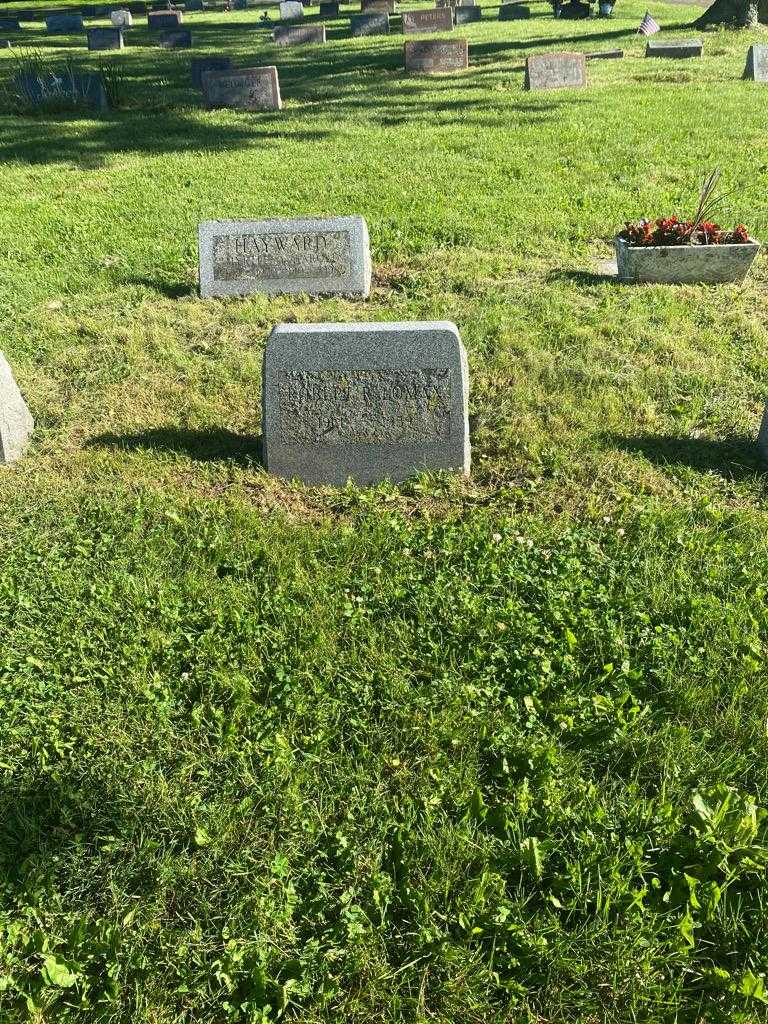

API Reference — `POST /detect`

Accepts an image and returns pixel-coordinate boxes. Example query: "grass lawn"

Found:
[2,2,768,1020]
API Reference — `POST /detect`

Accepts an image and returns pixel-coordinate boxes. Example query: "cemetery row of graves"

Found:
[2,0,768,1019]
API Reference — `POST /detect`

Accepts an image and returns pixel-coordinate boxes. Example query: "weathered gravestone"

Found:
[15,70,109,110]
[261,321,471,486]
[110,8,133,25]
[202,65,281,109]
[499,3,530,17]
[192,54,232,87]
[148,10,183,28]
[586,48,623,59]
[744,43,768,80]
[454,6,481,22]
[319,1,339,14]
[279,0,303,16]
[525,51,586,89]
[0,353,33,466]
[87,26,124,49]
[362,0,395,13]
[159,27,192,45]
[45,13,85,32]
[198,215,371,298]
[186,0,205,9]
[405,37,467,71]
[350,11,389,32]
[0,17,21,31]
[402,7,453,31]
[645,38,702,57]
[274,23,325,42]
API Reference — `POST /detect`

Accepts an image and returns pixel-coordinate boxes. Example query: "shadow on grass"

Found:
[606,432,766,480]
[120,273,195,297]
[547,267,617,285]
[87,426,263,464]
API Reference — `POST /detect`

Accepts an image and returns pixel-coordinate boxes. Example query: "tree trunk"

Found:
[694,0,763,26]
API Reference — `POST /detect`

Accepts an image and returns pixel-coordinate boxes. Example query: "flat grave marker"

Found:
[319,1,339,14]
[405,37,467,71]
[362,0,395,13]
[350,11,389,32]
[586,48,623,59]
[192,54,232,87]
[402,7,453,32]
[525,50,586,89]
[499,3,530,18]
[202,65,281,109]
[744,43,768,80]
[198,215,371,298]
[87,26,124,49]
[262,321,471,486]
[185,0,205,9]
[0,353,34,466]
[15,70,109,110]
[645,38,703,57]
[147,10,183,28]
[274,22,326,43]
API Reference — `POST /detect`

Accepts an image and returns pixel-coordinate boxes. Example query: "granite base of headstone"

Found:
[525,51,586,89]
[645,38,702,58]
[15,70,109,111]
[279,0,303,17]
[405,37,467,72]
[0,17,21,31]
[262,321,471,486]
[159,27,192,45]
[202,65,281,108]
[87,26,124,49]
[273,23,325,43]
[586,48,623,59]
[45,13,85,32]
[148,10,183,28]
[110,8,133,25]
[402,7,453,31]
[499,4,530,18]
[744,43,768,80]
[192,55,232,87]
[454,6,481,23]
[350,11,389,33]
[0,353,33,466]
[198,215,371,298]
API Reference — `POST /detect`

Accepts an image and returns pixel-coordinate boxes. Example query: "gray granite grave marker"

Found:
[192,54,232,87]
[87,26,124,49]
[279,0,303,16]
[186,0,205,9]
[350,11,389,32]
[0,354,33,465]
[525,50,586,89]
[159,27,192,45]
[319,1,339,15]
[148,9,183,28]
[645,38,702,57]
[405,37,467,72]
[402,7,453,31]
[198,215,371,298]
[586,48,623,59]
[744,43,768,80]
[499,3,530,17]
[758,404,768,461]
[362,0,395,13]
[262,322,470,485]
[110,8,133,25]
[454,6,481,22]
[45,13,85,32]
[202,65,281,109]
[15,70,109,110]
[274,22,325,43]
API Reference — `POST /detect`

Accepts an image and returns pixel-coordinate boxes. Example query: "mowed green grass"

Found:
[2,3,768,1021]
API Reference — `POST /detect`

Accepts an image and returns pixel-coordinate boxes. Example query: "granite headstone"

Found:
[148,10,183,28]
[273,23,325,42]
[402,7,453,31]
[192,54,232,87]
[262,321,470,486]
[186,0,205,9]
[198,215,371,298]
[361,0,395,12]
[645,38,702,57]
[586,48,623,59]
[279,0,303,16]
[525,50,586,89]
[201,65,281,109]
[744,43,768,80]
[758,404,768,461]
[45,13,85,32]
[110,8,133,25]
[0,353,34,465]
[87,26,124,49]
[350,11,389,32]
[499,3,530,17]
[320,1,339,13]
[15,70,109,110]
[405,37,467,72]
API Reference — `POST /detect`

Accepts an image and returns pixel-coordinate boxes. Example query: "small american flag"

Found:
[637,10,660,34]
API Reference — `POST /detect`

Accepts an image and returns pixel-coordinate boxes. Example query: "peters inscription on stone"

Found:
[402,7,453,32]
[198,215,371,297]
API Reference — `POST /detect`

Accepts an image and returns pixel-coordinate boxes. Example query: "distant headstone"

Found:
[198,215,371,298]
[744,43,768,80]
[147,9,183,27]
[192,54,232,87]
[0,354,33,466]
[110,8,133,25]
[186,0,205,9]
[586,48,623,59]
[15,70,109,111]
[405,37,467,72]
[645,38,702,57]
[45,13,85,33]
[319,1,339,14]
[159,27,192,45]
[279,0,303,16]
[361,0,395,12]
[402,7,453,31]
[87,26,124,49]
[454,6,481,22]
[231,0,249,9]
[273,22,325,42]
[262,322,470,486]
[350,11,389,32]
[0,17,21,31]
[524,51,586,89]
[201,65,282,110]
[499,3,530,17]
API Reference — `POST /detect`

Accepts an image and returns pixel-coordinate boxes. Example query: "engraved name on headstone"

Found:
[15,70,109,110]
[192,55,232,88]
[198,215,371,298]
[201,65,281,110]
[0,353,34,465]
[87,26,124,49]
[524,51,586,90]
[273,22,325,43]
[45,13,85,32]
[405,37,467,72]
[262,322,470,485]
[586,48,623,59]
[402,7,453,32]
[147,9,183,28]
[350,11,389,33]
[744,43,768,80]
[645,38,703,57]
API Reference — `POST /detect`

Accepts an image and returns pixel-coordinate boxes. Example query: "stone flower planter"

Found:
[614,235,760,284]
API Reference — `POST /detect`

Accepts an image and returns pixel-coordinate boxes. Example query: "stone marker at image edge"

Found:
[645,38,702,57]
[455,6,481,23]
[405,38,468,73]
[758,405,768,461]
[525,51,586,90]
[202,65,281,110]
[87,26,124,50]
[198,216,370,298]
[402,7,453,32]
[351,12,389,34]
[274,23,325,44]
[0,354,33,466]
[744,43,768,80]
[262,322,470,486]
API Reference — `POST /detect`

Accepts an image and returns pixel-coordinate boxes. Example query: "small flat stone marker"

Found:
[148,10,183,28]
[198,215,371,298]
[110,8,133,25]
[525,51,586,90]
[0,353,33,465]
[262,322,470,486]
[499,4,530,18]
[350,11,389,33]
[202,65,281,109]
[15,70,109,110]
[402,7,453,32]
[273,23,325,43]
[405,38,467,72]
[45,13,85,32]
[192,55,232,88]
[87,26,124,49]
[645,38,702,57]
[0,17,21,31]
[159,27,192,45]
[279,0,303,16]
[455,6,481,22]
[744,43,768,80]
[586,48,623,59]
